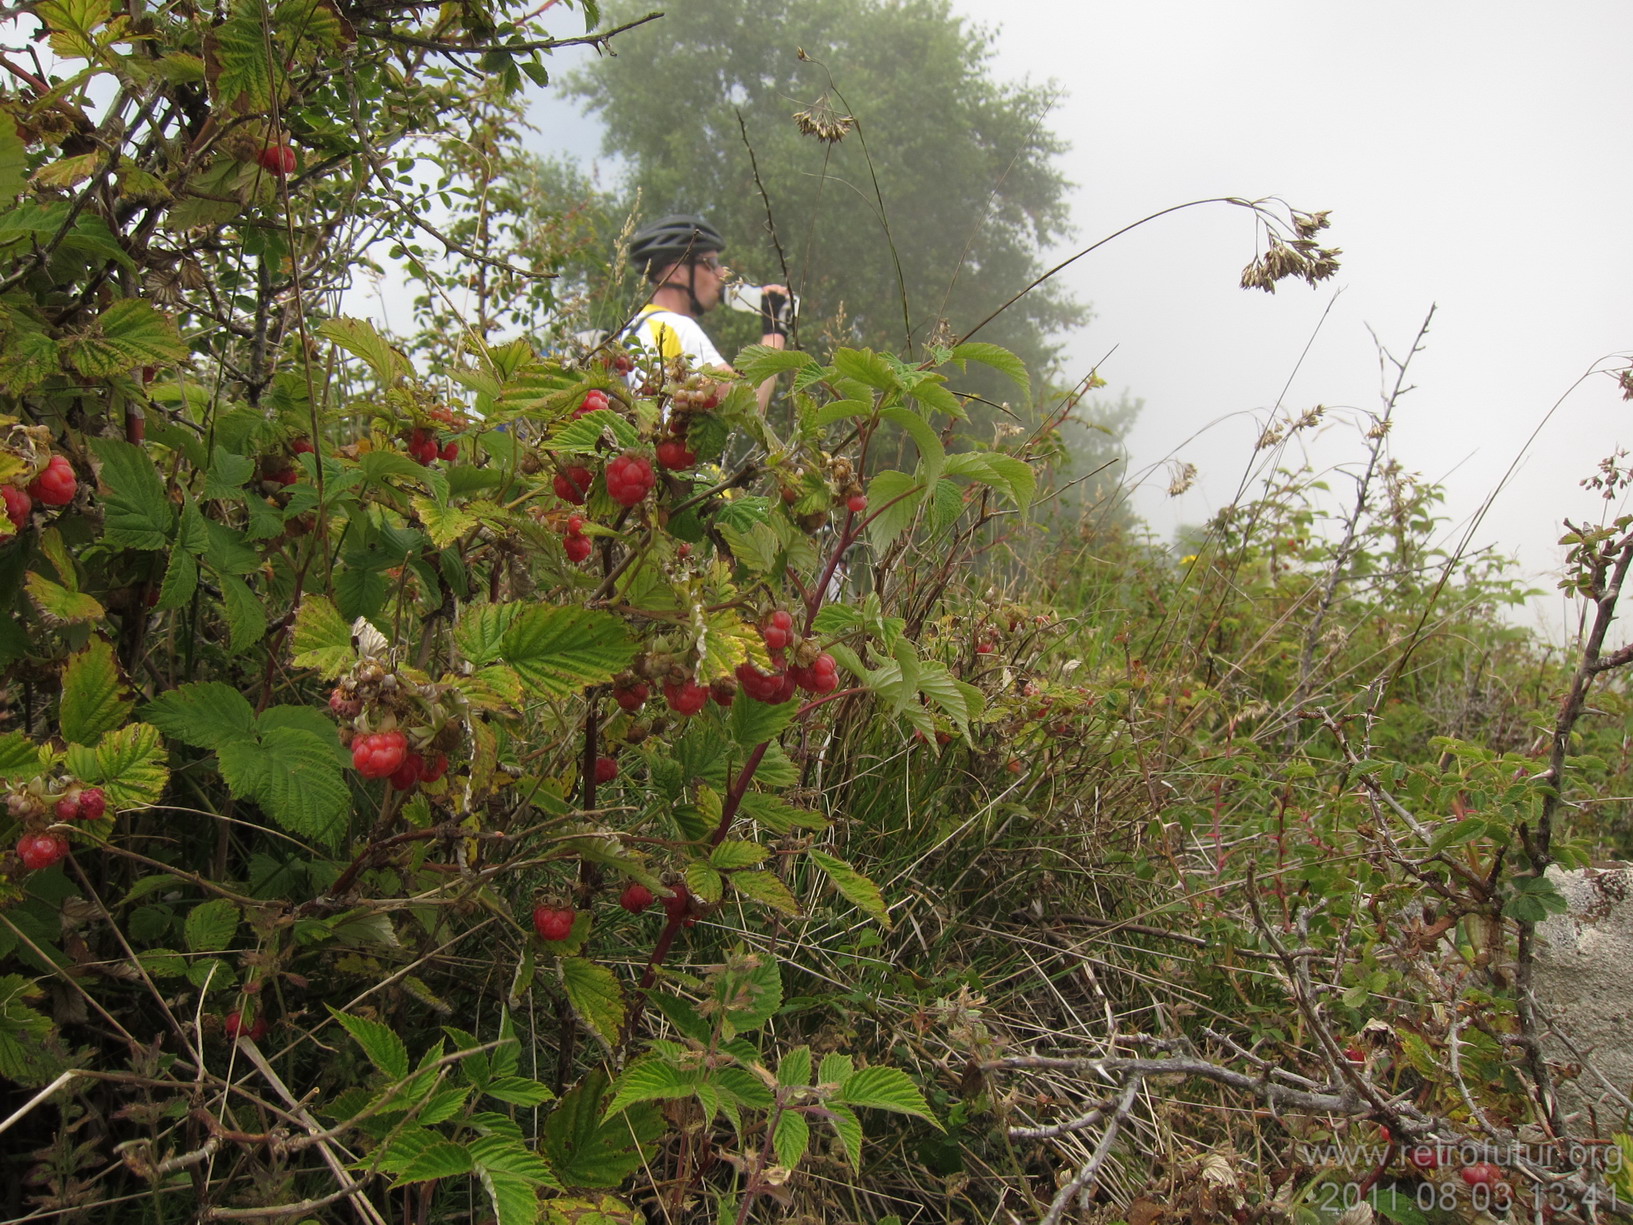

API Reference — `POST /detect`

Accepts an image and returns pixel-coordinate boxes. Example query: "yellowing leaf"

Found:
[59,638,131,746]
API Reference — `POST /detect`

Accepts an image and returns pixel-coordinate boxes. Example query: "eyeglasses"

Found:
[693,254,725,273]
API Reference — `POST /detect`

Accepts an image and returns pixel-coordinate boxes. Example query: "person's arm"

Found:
[754,286,793,414]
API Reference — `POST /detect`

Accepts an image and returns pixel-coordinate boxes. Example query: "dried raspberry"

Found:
[419,753,449,783]
[611,681,649,712]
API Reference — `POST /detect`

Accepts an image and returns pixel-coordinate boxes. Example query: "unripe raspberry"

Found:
[351,730,409,779]
[27,455,76,507]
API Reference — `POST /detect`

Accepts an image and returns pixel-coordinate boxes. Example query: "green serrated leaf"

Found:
[778,1046,812,1088]
[384,1138,475,1185]
[290,595,355,678]
[411,494,477,549]
[89,438,174,550]
[772,1108,809,1169]
[543,1069,663,1190]
[144,682,255,751]
[0,733,42,780]
[64,722,169,809]
[184,897,240,954]
[59,638,131,746]
[24,571,103,623]
[328,1005,410,1080]
[834,1065,940,1127]
[826,1103,863,1168]
[217,727,350,846]
[864,469,922,551]
[559,957,624,1052]
[604,1054,701,1119]
[156,547,198,610]
[708,840,769,871]
[728,869,801,917]
[501,606,636,698]
[62,299,187,377]
[807,849,890,927]
[218,573,268,654]
[683,861,723,905]
[947,341,1029,401]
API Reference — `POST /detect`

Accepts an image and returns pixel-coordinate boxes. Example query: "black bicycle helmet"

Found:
[627,214,726,278]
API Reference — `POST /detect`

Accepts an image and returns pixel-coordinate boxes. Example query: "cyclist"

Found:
[624,214,791,412]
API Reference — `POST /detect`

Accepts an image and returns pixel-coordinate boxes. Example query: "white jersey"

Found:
[623,305,727,370]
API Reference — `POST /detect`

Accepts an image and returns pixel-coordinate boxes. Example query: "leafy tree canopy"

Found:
[563,0,1087,381]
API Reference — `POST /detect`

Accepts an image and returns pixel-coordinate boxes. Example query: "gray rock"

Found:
[1533,865,1633,1126]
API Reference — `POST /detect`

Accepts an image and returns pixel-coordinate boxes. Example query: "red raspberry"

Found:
[662,679,708,716]
[846,493,868,514]
[256,142,296,176]
[611,353,634,375]
[563,533,593,563]
[389,751,424,790]
[419,753,448,783]
[1460,1163,1500,1186]
[532,904,575,941]
[1406,1145,1440,1171]
[291,437,316,456]
[593,755,618,784]
[76,787,106,821]
[619,882,654,913]
[553,464,592,504]
[575,389,610,418]
[735,661,793,704]
[655,438,697,469]
[17,831,68,871]
[225,1010,269,1041]
[407,433,438,465]
[351,730,409,779]
[27,455,76,507]
[565,514,585,534]
[55,792,80,821]
[3,484,32,531]
[612,681,649,712]
[604,453,655,507]
[792,653,840,694]
[439,440,459,462]
[709,678,737,707]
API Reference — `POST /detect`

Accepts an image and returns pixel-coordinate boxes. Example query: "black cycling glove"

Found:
[759,289,790,337]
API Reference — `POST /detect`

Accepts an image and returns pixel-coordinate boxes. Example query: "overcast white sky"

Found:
[531,1,1632,632]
